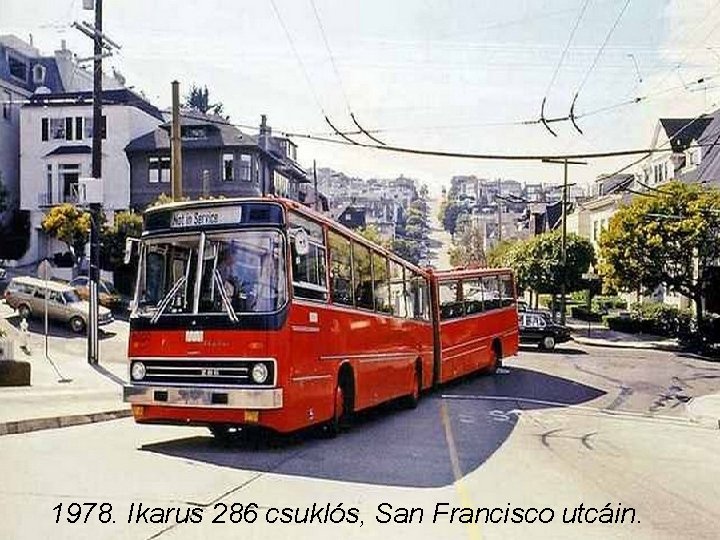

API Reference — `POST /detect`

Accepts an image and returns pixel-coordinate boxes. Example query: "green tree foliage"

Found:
[486,239,520,268]
[491,231,595,296]
[439,200,466,236]
[41,204,92,266]
[100,211,143,270]
[599,181,720,324]
[448,223,486,267]
[184,84,228,119]
[356,225,391,248]
[392,237,422,265]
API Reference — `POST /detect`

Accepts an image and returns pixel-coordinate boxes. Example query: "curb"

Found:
[572,336,680,352]
[0,408,132,437]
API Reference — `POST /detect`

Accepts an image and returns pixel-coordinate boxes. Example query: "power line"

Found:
[309,0,386,146]
[268,0,328,119]
[539,0,592,136]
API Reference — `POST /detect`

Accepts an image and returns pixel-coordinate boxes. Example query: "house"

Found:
[1,36,123,222]
[639,116,714,188]
[19,88,164,263]
[126,113,310,209]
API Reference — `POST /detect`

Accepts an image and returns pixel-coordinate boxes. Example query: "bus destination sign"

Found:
[170,206,242,228]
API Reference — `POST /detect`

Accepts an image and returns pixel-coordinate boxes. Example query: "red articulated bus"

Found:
[429,267,519,384]
[123,197,517,437]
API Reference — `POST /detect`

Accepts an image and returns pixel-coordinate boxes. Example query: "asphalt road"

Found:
[2,344,719,539]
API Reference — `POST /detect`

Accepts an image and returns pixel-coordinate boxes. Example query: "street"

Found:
[2,340,719,539]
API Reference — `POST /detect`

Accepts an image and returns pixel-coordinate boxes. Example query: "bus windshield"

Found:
[133,229,287,319]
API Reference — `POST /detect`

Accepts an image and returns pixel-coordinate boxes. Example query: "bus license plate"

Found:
[177,388,212,405]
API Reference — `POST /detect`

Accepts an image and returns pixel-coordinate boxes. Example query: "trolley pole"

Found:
[542,158,587,325]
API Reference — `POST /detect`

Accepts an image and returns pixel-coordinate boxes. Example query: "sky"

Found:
[3,0,720,194]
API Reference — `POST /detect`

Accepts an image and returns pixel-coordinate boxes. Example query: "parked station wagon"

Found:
[4,276,113,333]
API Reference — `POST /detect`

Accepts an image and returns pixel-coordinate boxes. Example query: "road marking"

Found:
[440,401,482,540]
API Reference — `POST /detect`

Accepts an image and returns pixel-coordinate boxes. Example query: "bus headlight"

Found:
[251,363,269,384]
[131,361,146,381]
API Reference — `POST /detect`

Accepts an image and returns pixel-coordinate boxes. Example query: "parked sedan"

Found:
[518,311,571,350]
[69,276,125,310]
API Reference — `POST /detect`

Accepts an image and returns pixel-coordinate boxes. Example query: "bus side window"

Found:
[439,280,462,320]
[462,278,483,315]
[389,261,407,318]
[500,274,515,307]
[410,274,431,321]
[482,275,500,310]
[353,243,374,310]
[289,215,328,302]
[328,231,353,306]
[373,252,392,314]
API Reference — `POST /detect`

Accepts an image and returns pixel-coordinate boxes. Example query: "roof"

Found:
[125,117,248,152]
[45,145,92,157]
[659,117,714,152]
[25,89,164,121]
[686,109,720,184]
[10,275,74,292]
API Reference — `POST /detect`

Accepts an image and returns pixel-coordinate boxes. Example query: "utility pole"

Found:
[73,0,119,364]
[171,81,183,201]
[542,158,587,325]
[313,160,318,211]
[496,178,503,243]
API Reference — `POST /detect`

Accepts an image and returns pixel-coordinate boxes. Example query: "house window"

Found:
[239,154,251,181]
[148,156,170,183]
[222,153,234,182]
[49,118,66,140]
[75,117,83,140]
[2,90,10,120]
[32,64,46,84]
[41,118,48,140]
[8,55,27,82]
[274,171,289,196]
[183,127,206,140]
[593,220,599,241]
[65,117,74,141]
[84,116,107,139]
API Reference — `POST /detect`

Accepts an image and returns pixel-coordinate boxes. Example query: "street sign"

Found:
[37,259,52,281]
[582,272,600,280]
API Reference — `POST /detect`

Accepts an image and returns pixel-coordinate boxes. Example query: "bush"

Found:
[571,306,604,322]
[607,302,695,339]
[606,316,641,334]
[593,295,627,311]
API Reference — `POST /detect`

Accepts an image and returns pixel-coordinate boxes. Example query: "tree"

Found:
[184,84,228,119]
[392,237,422,265]
[448,223,486,267]
[599,181,720,325]
[487,239,520,268]
[101,210,143,270]
[491,231,595,306]
[356,225,391,249]
[41,204,92,268]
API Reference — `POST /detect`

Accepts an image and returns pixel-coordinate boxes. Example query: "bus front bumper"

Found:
[123,385,283,409]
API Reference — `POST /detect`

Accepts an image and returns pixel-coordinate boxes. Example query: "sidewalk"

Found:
[687,394,720,428]
[566,319,681,351]
[0,317,130,435]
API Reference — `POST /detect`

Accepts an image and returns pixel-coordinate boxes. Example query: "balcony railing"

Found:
[37,184,80,207]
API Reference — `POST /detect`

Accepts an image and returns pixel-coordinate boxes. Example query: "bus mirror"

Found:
[292,228,310,256]
[124,237,139,265]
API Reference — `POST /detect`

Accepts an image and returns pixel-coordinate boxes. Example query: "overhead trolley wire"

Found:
[569,0,632,134]
[540,0,593,136]
[309,0,386,145]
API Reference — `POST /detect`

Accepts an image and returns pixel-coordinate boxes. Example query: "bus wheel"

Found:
[209,425,232,444]
[325,374,352,438]
[486,342,502,374]
[404,366,421,409]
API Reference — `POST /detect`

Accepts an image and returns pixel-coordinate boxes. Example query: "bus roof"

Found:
[431,267,513,280]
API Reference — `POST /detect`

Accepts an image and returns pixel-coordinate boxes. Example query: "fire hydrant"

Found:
[19,317,30,353]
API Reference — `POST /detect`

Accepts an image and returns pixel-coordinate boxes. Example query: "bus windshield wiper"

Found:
[213,269,239,323]
[151,275,187,324]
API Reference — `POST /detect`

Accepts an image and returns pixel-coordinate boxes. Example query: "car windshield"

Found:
[133,230,287,318]
[63,290,80,303]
